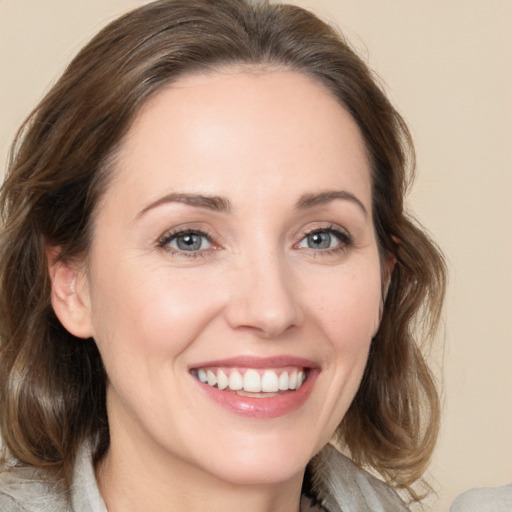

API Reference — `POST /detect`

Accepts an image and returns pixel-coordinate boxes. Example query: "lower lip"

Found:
[194,370,318,419]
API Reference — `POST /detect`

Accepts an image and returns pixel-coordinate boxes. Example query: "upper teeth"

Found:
[196,368,306,393]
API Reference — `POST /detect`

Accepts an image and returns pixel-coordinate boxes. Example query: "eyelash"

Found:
[298,225,353,255]
[157,228,216,258]
[157,224,352,259]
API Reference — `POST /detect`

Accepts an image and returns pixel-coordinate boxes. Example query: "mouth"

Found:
[189,356,318,418]
[191,366,308,397]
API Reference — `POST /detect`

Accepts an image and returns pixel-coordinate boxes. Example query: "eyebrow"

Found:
[296,190,368,216]
[136,189,367,219]
[137,193,231,218]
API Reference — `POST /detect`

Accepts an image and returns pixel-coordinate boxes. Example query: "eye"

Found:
[159,229,213,253]
[297,226,351,251]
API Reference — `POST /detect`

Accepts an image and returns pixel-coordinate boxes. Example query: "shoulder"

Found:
[450,484,512,512]
[310,444,410,512]
[0,464,70,512]
[0,444,106,512]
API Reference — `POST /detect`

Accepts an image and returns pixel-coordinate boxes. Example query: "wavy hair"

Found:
[0,0,445,500]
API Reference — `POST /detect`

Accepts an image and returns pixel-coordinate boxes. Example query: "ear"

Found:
[373,250,397,336]
[382,251,397,302]
[47,247,94,339]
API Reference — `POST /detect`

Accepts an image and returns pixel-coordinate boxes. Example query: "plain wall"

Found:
[1,1,511,510]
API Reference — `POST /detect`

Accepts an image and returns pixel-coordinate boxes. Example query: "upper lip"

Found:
[189,355,319,371]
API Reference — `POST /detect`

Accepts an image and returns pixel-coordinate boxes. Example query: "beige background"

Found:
[1,1,511,510]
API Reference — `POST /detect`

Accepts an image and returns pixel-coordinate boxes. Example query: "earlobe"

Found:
[47,248,94,339]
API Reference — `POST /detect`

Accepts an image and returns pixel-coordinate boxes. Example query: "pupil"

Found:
[178,234,201,251]
[308,232,330,249]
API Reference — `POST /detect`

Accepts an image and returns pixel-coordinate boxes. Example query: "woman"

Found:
[0,1,446,510]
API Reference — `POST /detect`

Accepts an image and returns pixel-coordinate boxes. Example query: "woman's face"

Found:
[71,70,384,486]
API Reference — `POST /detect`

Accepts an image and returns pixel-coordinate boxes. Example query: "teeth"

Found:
[217,369,229,390]
[261,370,279,392]
[206,370,217,387]
[228,370,243,391]
[289,370,297,390]
[278,371,289,391]
[243,369,261,392]
[196,367,307,393]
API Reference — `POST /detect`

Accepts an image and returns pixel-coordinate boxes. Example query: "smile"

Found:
[193,367,307,395]
[189,356,318,418]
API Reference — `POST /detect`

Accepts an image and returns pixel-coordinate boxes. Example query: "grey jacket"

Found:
[0,444,409,512]
[450,484,512,512]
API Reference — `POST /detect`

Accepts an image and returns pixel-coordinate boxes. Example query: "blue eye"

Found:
[305,231,333,249]
[160,230,212,252]
[298,227,350,251]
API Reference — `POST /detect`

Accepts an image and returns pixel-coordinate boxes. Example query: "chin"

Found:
[189,431,321,486]
[206,456,308,487]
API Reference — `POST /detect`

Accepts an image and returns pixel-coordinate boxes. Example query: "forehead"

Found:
[107,69,372,214]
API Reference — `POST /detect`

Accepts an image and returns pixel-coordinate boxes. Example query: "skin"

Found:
[51,69,387,512]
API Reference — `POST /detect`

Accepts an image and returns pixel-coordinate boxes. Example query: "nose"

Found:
[224,251,304,339]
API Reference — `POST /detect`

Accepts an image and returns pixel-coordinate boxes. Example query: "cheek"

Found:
[308,263,383,347]
[88,262,225,361]
[298,262,381,446]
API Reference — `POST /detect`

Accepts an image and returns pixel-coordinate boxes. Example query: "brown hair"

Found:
[0,0,445,500]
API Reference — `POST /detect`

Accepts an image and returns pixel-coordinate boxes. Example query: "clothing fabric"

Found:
[0,443,409,512]
[0,443,105,512]
[308,445,409,512]
[449,484,512,512]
